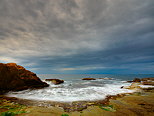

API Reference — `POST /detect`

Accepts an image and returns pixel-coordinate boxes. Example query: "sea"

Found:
[7,74,154,102]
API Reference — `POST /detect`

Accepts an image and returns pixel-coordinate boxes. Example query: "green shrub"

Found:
[1,112,15,116]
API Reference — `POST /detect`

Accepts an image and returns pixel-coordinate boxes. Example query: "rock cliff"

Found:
[0,63,49,94]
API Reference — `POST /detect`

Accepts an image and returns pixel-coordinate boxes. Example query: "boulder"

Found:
[45,79,64,85]
[0,63,49,94]
[82,78,96,80]
[133,78,141,82]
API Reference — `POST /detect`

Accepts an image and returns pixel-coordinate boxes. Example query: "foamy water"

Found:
[7,78,137,102]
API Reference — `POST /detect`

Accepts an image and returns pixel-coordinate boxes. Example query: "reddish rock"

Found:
[133,78,141,82]
[0,63,49,94]
[82,78,96,80]
[45,79,64,85]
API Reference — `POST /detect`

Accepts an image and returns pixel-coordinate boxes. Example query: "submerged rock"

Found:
[82,78,96,80]
[0,63,49,94]
[45,79,64,85]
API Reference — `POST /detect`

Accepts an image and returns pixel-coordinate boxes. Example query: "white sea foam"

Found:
[139,85,154,88]
[6,79,140,102]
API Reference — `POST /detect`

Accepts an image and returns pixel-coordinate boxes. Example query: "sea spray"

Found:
[7,78,136,102]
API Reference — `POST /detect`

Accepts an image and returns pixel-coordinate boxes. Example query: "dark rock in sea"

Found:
[133,78,141,82]
[126,80,133,83]
[82,78,96,80]
[127,78,141,83]
[45,79,64,85]
[0,63,49,94]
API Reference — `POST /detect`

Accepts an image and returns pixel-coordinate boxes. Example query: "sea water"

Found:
[7,74,154,102]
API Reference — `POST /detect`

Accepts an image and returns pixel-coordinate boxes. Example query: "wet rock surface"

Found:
[45,79,64,85]
[123,77,154,91]
[141,77,154,86]
[82,78,96,80]
[127,78,141,83]
[127,77,154,83]
[121,82,141,90]
[1,75,154,115]
[1,88,154,115]
[142,81,154,86]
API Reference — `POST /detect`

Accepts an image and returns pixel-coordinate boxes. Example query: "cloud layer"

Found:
[0,0,154,74]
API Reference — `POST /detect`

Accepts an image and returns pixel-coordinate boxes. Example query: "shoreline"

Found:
[1,76,154,115]
[0,87,154,116]
[0,88,154,116]
[1,87,153,112]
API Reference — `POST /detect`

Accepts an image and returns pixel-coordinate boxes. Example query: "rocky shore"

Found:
[0,86,154,116]
[0,63,154,115]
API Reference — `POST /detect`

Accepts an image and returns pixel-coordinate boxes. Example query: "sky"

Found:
[0,0,154,74]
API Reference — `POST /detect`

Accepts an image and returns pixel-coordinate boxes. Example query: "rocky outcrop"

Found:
[121,82,141,90]
[127,77,154,85]
[82,78,96,80]
[141,77,154,86]
[142,81,154,86]
[133,78,141,82]
[141,77,154,81]
[45,79,64,85]
[0,63,49,94]
[127,78,141,83]
[122,77,154,91]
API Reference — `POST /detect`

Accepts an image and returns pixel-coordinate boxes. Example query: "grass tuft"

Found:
[99,105,116,112]
[61,114,69,116]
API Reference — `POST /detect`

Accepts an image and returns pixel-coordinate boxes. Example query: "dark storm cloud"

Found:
[0,0,154,73]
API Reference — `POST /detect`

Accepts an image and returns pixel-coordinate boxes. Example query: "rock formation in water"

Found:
[0,63,49,94]
[45,79,64,85]
[82,78,96,80]
[122,77,154,90]
[141,77,154,86]
[127,78,141,83]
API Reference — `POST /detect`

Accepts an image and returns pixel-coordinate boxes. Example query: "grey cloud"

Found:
[0,0,154,73]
